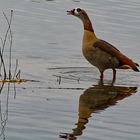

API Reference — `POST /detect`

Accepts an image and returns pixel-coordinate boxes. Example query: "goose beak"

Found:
[67,9,75,15]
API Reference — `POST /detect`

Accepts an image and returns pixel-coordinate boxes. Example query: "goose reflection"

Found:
[60,82,137,140]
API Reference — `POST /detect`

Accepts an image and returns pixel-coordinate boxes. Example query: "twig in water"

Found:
[53,74,80,84]
[3,10,13,80]
[12,59,18,80]
[56,75,61,85]
[0,49,7,79]
[0,83,10,139]
[16,69,21,80]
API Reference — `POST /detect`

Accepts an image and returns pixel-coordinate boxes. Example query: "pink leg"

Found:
[100,72,104,81]
[112,69,116,80]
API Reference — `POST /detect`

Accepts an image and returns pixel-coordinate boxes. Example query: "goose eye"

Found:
[77,8,82,12]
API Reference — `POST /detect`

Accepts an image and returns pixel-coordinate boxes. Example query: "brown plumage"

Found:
[67,8,139,81]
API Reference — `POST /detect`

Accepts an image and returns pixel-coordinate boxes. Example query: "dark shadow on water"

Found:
[59,81,138,140]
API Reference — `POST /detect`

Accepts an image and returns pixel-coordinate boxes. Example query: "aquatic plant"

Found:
[0,10,21,82]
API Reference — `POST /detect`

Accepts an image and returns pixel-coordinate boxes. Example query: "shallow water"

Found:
[0,0,140,140]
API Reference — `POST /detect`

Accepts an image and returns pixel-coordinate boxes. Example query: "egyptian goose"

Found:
[67,8,139,81]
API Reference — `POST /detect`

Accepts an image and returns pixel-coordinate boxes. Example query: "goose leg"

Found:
[112,69,116,81]
[100,71,104,81]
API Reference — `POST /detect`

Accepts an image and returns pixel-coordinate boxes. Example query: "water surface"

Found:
[0,0,140,140]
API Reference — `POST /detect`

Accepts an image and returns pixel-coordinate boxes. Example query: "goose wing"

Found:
[93,39,139,71]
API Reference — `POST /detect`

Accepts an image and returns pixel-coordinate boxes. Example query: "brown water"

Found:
[0,0,140,140]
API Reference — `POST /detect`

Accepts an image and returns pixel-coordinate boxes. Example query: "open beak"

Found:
[67,9,75,15]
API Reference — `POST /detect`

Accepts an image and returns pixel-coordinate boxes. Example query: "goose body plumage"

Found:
[67,8,139,81]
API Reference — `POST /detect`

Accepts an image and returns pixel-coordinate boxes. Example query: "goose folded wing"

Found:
[93,39,138,71]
